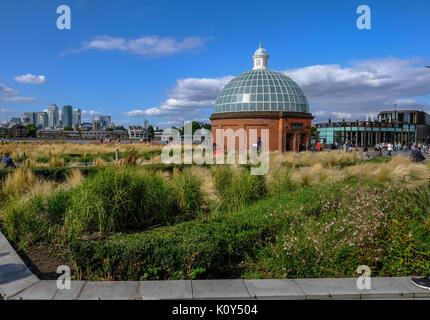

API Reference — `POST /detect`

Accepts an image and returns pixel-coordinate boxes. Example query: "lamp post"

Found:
[394,104,397,145]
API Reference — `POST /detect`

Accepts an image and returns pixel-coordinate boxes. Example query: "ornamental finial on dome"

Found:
[252,44,269,70]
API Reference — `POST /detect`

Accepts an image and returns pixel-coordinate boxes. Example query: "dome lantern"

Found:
[252,43,269,70]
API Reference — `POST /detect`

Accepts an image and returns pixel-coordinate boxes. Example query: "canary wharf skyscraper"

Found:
[48,104,59,128]
[62,105,73,128]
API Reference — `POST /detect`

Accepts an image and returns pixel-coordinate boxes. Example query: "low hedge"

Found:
[68,196,283,280]
[0,167,100,183]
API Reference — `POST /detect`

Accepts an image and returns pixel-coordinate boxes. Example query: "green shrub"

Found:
[64,168,177,237]
[267,167,295,196]
[3,196,47,249]
[243,180,430,279]
[172,169,205,217]
[212,166,267,212]
[1,189,72,250]
[68,196,283,280]
[35,156,49,163]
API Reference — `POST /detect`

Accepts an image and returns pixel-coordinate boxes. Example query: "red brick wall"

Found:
[211,116,312,152]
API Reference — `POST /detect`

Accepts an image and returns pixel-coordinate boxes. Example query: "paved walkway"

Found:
[1,231,429,300]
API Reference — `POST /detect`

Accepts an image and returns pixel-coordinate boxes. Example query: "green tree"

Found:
[148,125,155,141]
[26,124,37,137]
[115,126,127,131]
[63,126,73,131]
[311,126,317,137]
[106,128,114,132]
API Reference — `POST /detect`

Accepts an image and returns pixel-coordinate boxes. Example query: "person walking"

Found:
[387,143,393,157]
[257,137,262,152]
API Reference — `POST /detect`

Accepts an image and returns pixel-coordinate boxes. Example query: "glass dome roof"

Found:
[214,69,310,114]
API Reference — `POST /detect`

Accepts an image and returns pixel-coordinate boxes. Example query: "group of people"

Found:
[373,142,428,160]
[313,140,429,163]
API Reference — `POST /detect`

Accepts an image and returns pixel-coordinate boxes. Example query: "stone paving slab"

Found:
[10,280,58,300]
[359,277,414,299]
[295,278,361,300]
[53,281,86,300]
[192,280,251,300]
[244,279,306,300]
[138,280,193,300]
[392,277,430,299]
[0,231,40,300]
[77,281,138,300]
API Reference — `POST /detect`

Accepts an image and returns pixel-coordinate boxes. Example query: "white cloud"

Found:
[0,108,22,121]
[124,76,233,118]
[63,35,211,57]
[284,57,430,121]
[330,112,352,120]
[0,82,37,102]
[80,110,101,122]
[0,83,16,94]
[14,74,46,84]
[1,96,36,102]
[123,57,430,123]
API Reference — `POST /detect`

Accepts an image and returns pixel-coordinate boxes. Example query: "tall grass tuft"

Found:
[343,155,429,189]
[212,165,267,212]
[172,168,205,217]
[1,168,37,197]
[64,167,176,237]
[65,169,85,188]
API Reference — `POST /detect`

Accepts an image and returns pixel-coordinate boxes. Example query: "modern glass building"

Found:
[47,104,59,128]
[316,110,430,147]
[72,108,82,127]
[62,106,73,128]
[23,112,37,125]
[99,115,112,128]
[211,45,313,152]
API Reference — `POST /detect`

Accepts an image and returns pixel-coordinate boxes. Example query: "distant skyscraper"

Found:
[62,106,73,128]
[37,112,48,129]
[48,104,59,128]
[24,112,37,125]
[144,119,149,130]
[99,115,111,128]
[72,108,82,127]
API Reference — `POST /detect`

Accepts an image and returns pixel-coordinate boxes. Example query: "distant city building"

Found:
[10,117,22,124]
[10,124,27,139]
[92,119,101,131]
[316,109,430,147]
[128,126,148,140]
[81,122,93,131]
[37,112,48,129]
[72,108,81,127]
[48,104,59,128]
[99,115,111,128]
[24,112,37,125]
[144,119,149,130]
[62,106,73,128]
[37,129,128,140]
[153,129,164,142]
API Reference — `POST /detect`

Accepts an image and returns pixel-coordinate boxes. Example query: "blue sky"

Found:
[1,0,430,127]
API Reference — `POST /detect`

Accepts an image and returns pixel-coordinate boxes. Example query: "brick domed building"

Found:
[210,45,313,152]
